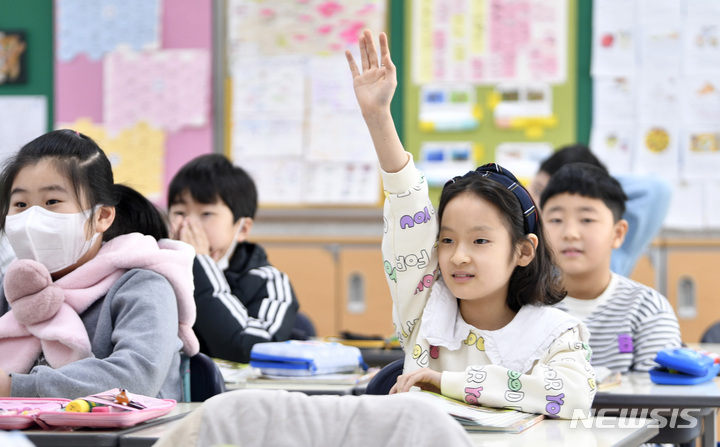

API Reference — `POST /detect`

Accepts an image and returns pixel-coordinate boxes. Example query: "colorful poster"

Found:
[227,0,385,60]
[104,49,211,134]
[59,119,166,201]
[227,0,386,206]
[412,0,568,84]
[56,0,161,61]
[591,0,636,76]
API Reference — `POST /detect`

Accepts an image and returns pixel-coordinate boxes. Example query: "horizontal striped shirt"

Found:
[556,273,682,373]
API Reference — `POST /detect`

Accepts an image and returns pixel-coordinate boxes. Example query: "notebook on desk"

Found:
[408,391,544,433]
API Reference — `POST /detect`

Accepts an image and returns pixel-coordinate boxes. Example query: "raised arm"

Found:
[346,30,408,173]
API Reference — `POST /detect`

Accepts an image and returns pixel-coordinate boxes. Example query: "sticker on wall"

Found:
[417,141,480,187]
[418,84,481,132]
[0,30,27,85]
[490,84,556,138]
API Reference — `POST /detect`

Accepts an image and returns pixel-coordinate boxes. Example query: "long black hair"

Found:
[438,172,565,311]
[0,129,167,240]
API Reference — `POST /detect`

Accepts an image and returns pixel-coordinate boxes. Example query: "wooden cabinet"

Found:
[338,248,395,337]
[630,238,720,344]
[258,237,393,338]
[663,242,720,344]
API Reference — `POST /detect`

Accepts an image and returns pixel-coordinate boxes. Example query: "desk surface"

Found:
[22,402,198,447]
[467,416,658,447]
[594,373,720,408]
[118,409,657,447]
[227,376,369,396]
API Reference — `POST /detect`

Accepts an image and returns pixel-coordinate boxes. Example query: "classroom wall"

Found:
[4,0,720,345]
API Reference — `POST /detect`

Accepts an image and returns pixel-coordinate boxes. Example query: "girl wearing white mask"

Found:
[0,129,199,399]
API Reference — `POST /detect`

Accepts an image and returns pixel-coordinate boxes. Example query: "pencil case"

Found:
[649,348,720,385]
[0,388,176,430]
[250,340,367,376]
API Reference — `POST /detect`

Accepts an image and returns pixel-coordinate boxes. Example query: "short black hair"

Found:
[168,154,257,221]
[540,144,607,176]
[540,163,627,222]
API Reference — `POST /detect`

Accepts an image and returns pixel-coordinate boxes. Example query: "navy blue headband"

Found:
[445,163,538,235]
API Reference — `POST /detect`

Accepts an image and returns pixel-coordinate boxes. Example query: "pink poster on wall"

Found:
[54,0,213,205]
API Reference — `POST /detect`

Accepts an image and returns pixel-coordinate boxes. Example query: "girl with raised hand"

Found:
[346,30,595,418]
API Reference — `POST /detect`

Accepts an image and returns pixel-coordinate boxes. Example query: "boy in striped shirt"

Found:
[540,163,681,372]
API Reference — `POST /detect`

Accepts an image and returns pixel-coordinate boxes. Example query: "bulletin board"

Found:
[587,0,720,230]
[222,0,580,208]
[53,0,214,206]
[0,1,53,161]
[401,0,579,204]
[223,0,389,208]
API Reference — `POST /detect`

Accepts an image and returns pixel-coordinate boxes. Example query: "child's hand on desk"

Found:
[0,367,10,396]
[390,367,441,395]
[345,30,396,118]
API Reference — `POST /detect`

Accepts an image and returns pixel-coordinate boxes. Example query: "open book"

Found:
[409,391,544,433]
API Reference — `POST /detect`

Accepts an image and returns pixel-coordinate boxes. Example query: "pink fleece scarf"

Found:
[0,233,200,374]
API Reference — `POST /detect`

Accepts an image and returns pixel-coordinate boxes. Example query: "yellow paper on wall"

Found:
[56,119,166,201]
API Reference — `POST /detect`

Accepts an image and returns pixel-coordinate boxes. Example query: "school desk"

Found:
[466,416,658,447]
[19,402,198,447]
[227,377,370,396]
[115,411,657,447]
[593,372,720,446]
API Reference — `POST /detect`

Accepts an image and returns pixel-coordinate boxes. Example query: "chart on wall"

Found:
[590,0,720,229]
[227,0,386,206]
[403,0,576,201]
[411,0,568,85]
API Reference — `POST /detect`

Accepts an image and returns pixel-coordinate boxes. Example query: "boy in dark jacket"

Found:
[168,154,299,363]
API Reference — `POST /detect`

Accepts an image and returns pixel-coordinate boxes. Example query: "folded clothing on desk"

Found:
[250,340,367,376]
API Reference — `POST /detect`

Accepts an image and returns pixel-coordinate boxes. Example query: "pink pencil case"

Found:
[0,388,176,430]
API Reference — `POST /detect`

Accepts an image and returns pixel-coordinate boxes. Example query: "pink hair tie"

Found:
[76,130,80,137]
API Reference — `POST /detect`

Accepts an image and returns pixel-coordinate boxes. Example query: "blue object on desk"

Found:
[250,340,367,376]
[649,348,720,385]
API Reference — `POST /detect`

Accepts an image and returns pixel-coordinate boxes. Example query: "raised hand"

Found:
[345,29,407,173]
[345,30,396,117]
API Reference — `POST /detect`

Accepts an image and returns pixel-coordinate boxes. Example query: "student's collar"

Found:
[419,277,587,372]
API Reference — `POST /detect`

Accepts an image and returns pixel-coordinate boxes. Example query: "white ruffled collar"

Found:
[419,277,588,372]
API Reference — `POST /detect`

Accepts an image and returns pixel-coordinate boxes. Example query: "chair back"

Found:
[701,321,720,343]
[365,358,404,395]
[189,352,226,402]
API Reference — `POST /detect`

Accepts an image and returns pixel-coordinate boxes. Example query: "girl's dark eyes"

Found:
[14,202,27,208]
[474,239,489,245]
[440,237,453,244]
[45,199,60,206]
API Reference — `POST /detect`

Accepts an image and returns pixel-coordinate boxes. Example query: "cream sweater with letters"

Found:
[381,155,595,419]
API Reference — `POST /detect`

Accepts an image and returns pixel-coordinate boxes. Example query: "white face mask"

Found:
[217,218,245,271]
[4,206,100,273]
